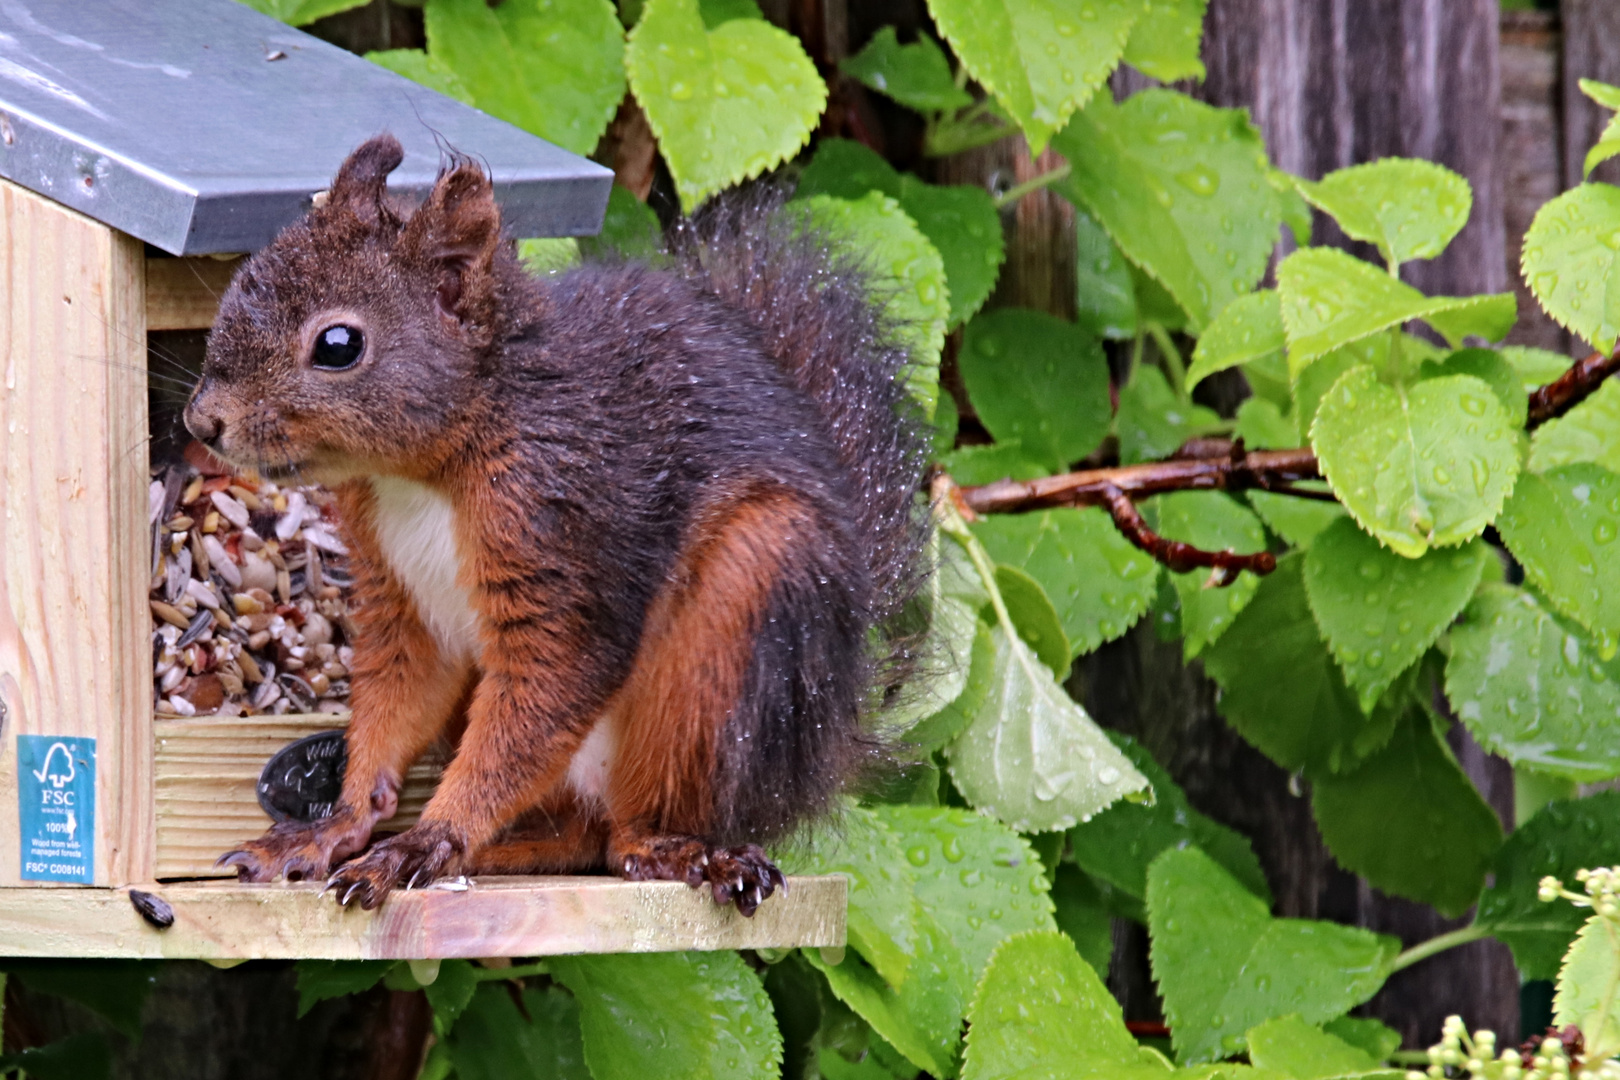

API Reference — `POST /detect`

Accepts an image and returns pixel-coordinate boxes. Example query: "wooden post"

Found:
[0,178,152,887]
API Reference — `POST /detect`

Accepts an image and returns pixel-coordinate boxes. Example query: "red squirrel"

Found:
[185,135,930,913]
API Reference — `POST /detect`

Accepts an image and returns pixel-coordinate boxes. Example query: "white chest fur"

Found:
[367,476,481,664]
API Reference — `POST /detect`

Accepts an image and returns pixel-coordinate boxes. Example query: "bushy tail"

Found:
[669,190,933,635]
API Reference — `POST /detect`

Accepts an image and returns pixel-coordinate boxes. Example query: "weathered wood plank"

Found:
[0,875,846,959]
[0,177,151,887]
[154,714,441,879]
[145,257,240,331]
[1562,0,1620,191]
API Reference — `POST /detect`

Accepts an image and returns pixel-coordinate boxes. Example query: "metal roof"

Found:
[0,0,612,254]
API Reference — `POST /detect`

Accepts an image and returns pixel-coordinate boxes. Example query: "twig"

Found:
[993,164,1072,209]
[1100,482,1276,583]
[1527,345,1620,429]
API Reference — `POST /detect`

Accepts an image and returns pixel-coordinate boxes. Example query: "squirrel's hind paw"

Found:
[325,822,464,910]
[618,837,786,917]
[216,816,369,884]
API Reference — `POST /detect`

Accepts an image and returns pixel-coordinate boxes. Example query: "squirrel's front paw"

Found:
[325,823,464,910]
[619,837,787,917]
[217,815,370,884]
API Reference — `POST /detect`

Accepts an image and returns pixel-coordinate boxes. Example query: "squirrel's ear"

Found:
[328,134,404,223]
[403,162,502,329]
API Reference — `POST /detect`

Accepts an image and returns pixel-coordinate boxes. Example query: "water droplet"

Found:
[1097,765,1120,785]
[669,81,694,101]
[1595,520,1618,544]
[905,845,930,867]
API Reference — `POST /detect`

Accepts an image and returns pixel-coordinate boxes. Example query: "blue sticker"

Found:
[17,735,95,883]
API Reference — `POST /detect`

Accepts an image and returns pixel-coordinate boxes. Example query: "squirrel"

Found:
[186,134,931,913]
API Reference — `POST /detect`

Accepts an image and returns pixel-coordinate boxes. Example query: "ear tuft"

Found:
[401,160,503,330]
[327,134,405,222]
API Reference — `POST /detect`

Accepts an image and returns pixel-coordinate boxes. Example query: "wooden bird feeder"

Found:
[0,0,844,960]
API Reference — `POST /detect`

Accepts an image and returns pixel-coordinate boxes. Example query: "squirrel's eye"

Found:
[311,325,364,371]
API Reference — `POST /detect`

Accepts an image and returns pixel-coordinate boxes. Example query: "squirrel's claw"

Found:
[323,823,465,909]
[617,837,785,917]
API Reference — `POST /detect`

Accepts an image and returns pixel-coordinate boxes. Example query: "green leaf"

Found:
[1530,380,1620,474]
[807,914,969,1078]
[1446,584,1620,782]
[796,138,904,201]
[698,0,761,25]
[295,960,395,1018]
[1522,183,1620,352]
[445,984,589,1080]
[627,0,826,209]
[1293,160,1472,269]
[1421,348,1530,430]
[891,539,984,732]
[945,622,1150,832]
[1322,1017,1401,1064]
[1247,490,1346,550]
[797,193,949,412]
[1075,206,1139,339]
[909,620,996,751]
[995,565,1071,677]
[366,49,475,103]
[580,185,663,261]
[841,27,972,113]
[518,237,582,277]
[1122,0,1209,83]
[940,442,1049,485]
[1069,734,1270,908]
[1148,491,1268,658]
[1310,709,1504,917]
[1279,248,1516,375]
[550,951,781,1080]
[239,0,367,24]
[929,0,1140,155]
[972,507,1161,658]
[1233,398,1296,450]
[424,959,480,1029]
[876,805,1058,982]
[1187,291,1285,391]
[426,0,625,156]
[959,309,1111,472]
[1502,344,1576,390]
[1582,77,1620,111]
[1303,518,1488,712]
[1245,1015,1392,1079]
[1293,337,1384,443]
[1496,465,1620,655]
[1556,913,1620,1060]
[1202,555,1393,775]
[1147,848,1399,1064]
[1473,792,1620,980]
[1116,365,1223,464]
[1054,91,1282,332]
[0,1034,112,1080]
[1311,366,1522,558]
[961,931,1147,1080]
[1051,865,1117,976]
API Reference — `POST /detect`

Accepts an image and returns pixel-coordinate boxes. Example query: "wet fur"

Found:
[192,135,930,909]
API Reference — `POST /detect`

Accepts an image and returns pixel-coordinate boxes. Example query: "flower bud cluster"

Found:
[1402,1018,1620,1080]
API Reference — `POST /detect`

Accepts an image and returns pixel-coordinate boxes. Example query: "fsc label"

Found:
[17,735,95,883]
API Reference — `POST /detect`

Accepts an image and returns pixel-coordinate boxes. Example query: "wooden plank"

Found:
[1562,0,1620,191]
[154,714,442,879]
[0,178,151,887]
[145,257,241,331]
[0,875,846,959]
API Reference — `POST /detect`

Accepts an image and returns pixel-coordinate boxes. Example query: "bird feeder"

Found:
[0,0,844,959]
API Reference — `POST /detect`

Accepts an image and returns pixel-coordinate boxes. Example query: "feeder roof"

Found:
[0,0,612,255]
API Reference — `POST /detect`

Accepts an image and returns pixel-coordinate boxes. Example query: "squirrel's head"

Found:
[185,133,506,482]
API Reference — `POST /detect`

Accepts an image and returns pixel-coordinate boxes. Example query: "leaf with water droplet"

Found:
[929,0,1141,155]
[1472,790,1620,979]
[1446,584,1620,782]
[1554,909,1620,1060]
[437,983,588,1080]
[1311,367,1521,557]
[422,0,624,156]
[839,26,972,112]
[1054,90,1283,333]
[1244,1014,1393,1078]
[1147,848,1399,1064]
[1304,518,1488,712]
[1186,290,1286,391]
[994,565,1070,677]
[1247,489,1348,549]
[1202,555,1395,776]
[1146,491,1267,659]
[1521,183,1620,352]
[973,507,1160,659]
[959,308,1111,473]
[551,950,781,1080]
[1075,206,1139,340]
[1290,158,1472,269]
[1531,379,1620,475]
[1115,364,1223,464]
[1310,707,1503,916]
[1119,0,1209,83]
[628,0,826,209]
[1419,348,1530,429]
[1498,465,1620,652]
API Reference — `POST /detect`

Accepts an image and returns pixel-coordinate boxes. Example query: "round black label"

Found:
[257,729,347,823]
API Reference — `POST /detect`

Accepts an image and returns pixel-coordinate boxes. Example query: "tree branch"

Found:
[1100,482,1277,584]
[1527,345,1620,429]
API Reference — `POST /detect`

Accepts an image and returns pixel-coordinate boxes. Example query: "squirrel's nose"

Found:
[183,403,223,446]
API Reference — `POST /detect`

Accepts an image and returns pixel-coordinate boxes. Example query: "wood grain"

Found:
[0,178,151,886]
[145,257,240,332]
[0,875,846,959]
[154,714,441,880]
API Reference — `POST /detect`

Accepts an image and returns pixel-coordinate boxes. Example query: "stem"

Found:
[1148,323,1188,400]
[1388,925,1490,974]
[475,961,549,982]
[994,164,1072,210]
